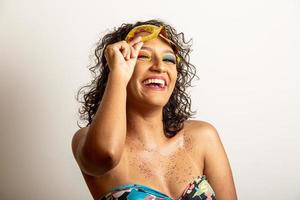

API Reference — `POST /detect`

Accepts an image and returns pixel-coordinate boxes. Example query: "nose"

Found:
[150,57,166,73]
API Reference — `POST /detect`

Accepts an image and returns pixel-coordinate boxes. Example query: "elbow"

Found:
[79,143,119,176]
[76,128,124,176]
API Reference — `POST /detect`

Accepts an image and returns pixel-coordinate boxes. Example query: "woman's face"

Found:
[127,37,178,108]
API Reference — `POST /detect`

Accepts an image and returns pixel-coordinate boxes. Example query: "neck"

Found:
[126,102,168,150]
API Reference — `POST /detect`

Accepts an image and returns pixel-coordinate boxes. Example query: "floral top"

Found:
[99,175,216,200]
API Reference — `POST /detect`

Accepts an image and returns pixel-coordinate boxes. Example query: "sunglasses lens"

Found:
[131,30,152,39]
[125,25,162,43]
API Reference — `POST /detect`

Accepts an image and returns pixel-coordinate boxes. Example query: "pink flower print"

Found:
[144,195,156,200]
[205,192,213,200]
[185,183,195,195]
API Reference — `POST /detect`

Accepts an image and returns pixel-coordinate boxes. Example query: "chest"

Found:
[83,132,205,199]
[125,143,202,184]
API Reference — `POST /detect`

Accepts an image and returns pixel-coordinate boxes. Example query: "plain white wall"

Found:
[1,0,299,199]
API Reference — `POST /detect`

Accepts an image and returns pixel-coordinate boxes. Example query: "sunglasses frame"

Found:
[125,24,181,63]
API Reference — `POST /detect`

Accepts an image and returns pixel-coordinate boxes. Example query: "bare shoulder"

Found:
[181,119,219,170]
[183,119,222,160]
[184,119,238,199]
[184,119,220,143]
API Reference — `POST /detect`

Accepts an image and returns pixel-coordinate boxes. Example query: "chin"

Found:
[143,98,167,108]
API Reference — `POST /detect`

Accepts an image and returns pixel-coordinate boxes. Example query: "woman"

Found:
[72,19,237,200]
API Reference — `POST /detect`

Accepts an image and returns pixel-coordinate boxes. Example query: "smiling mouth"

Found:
[142,78,166,87]
[142,81,166,90]
[144,83,166,89]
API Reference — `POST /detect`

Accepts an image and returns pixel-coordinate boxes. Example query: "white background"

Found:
[0,0,299,199]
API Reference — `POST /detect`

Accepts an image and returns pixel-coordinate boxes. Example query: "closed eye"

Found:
[162,53,176,64]
[138,54,151,60]
[163,58,176,64]
[138,55,149,58]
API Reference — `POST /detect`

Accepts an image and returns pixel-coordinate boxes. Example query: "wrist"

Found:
[108,71,129,87]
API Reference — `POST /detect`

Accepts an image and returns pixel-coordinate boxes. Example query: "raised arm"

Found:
[72,36,144,176]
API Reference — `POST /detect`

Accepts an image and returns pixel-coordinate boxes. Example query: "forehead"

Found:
[140,37,175,53]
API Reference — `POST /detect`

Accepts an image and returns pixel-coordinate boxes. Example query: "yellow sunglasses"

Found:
[125,24,181,63]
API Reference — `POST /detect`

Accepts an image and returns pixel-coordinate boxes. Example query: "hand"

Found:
[104,36,144,84]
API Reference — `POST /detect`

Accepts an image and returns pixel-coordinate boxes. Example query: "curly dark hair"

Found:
[75,19,199,138]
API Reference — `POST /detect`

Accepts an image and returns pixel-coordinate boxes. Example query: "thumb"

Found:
[131,41,144,58]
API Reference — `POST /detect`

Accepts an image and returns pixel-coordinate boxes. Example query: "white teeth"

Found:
[143,79,166,87]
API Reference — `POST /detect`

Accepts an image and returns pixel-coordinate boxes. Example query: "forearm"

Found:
[82,71,127,166]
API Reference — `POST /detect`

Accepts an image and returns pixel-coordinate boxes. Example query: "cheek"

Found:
[133,62,146,73]
[172,70,178,87]
[172,68,178,80]
[128,65,144,88]
[130,65,142,79]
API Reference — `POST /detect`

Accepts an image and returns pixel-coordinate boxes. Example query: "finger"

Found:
[126,44,132,60]
[126,48,131,60]
[119,46,127,60]
[113,40,130,52]
[131,41,144,58]
[120,44,131,60]
[128,36,142,46]
[129,46,135,59]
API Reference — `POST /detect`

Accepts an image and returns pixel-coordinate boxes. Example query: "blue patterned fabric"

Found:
[99,175,216,200]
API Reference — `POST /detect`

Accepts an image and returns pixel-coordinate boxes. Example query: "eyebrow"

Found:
[140,46,175,55]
